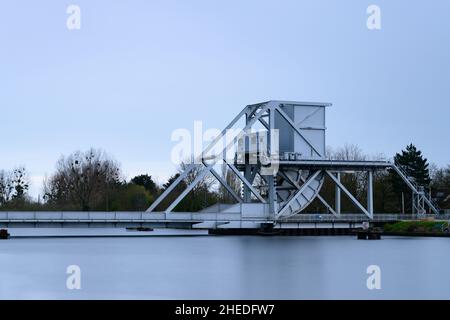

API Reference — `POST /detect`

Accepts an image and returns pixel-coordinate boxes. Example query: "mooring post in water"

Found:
[0,229,10,240]
[356,221,381,240]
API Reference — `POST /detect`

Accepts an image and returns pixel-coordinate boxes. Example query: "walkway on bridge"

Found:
[1,211,449,230]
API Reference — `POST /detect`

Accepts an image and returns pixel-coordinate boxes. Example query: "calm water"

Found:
[1,229,450,300]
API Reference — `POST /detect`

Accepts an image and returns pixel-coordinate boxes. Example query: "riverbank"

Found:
[381,220,450,237]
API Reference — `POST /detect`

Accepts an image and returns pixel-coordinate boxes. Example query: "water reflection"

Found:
[0,230,449,299]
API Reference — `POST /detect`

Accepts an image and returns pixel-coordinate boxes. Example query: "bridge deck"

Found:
[0,212,448,229]
[278,160,393,171]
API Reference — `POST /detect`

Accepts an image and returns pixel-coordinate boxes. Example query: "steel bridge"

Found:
[0,100,442,234]
[144,100,440,228]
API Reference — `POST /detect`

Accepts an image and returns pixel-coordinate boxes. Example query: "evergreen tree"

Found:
[390,144,431,212]
[394,144,431,187]
[131,174,159,195]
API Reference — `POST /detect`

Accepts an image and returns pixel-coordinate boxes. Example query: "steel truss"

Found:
[147,101,275,214]
[147,101,440,220]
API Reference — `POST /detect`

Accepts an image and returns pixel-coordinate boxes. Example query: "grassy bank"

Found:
[383,220,450,235]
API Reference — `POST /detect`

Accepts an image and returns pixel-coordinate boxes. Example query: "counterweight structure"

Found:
[147,101,440,222]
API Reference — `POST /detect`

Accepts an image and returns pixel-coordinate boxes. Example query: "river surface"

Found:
[1,229,450,300]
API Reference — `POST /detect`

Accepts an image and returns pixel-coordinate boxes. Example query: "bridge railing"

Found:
[1,211,450,224]
[0,211,256,223]
[280,213,450,223]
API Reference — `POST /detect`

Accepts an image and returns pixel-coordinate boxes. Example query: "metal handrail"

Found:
[392,163,441,213]
[2,211,450,225]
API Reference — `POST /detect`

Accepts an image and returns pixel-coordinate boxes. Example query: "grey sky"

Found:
[1,0,449,198]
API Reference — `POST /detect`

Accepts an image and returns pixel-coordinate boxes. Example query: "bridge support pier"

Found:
[356,229,381,240]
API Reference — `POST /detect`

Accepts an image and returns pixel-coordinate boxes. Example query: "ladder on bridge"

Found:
[391,163,440,215]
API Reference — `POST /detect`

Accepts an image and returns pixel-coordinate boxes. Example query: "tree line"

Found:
[0,145,449,212]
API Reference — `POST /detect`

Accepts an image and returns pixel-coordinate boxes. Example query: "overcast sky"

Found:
[1,0,449,198]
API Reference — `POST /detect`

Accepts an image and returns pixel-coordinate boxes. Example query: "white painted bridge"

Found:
[1,211,448,230]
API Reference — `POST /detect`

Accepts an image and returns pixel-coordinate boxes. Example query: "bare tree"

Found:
[218,163,242,203]
[44,148,122,211]
[325,144,368,208]
[332,144,366,161]
[0,170,13,205]
[0,167,30,206]
[178,160,216,192]
[11,167,29,200]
